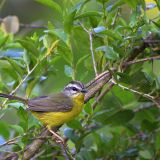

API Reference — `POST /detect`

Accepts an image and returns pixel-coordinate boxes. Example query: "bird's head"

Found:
[63,81,87,98]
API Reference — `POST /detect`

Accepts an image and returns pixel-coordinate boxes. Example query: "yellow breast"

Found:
[32,93,84,129]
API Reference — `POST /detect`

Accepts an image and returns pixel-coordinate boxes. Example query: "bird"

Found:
[0,81,87,143]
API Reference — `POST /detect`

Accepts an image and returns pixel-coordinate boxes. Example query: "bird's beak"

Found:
[81,88,87,93]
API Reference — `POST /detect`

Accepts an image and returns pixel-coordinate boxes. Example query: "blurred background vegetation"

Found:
[0,0,160,159]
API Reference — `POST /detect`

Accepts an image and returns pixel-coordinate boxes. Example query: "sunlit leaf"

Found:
[35,0,62,14]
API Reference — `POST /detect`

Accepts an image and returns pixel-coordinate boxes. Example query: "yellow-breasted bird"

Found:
[0,81,87,143]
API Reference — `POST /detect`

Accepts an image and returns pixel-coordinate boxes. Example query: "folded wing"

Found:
[28,93,73,112]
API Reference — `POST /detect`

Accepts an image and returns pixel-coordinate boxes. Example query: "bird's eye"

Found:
[72,87,78,91]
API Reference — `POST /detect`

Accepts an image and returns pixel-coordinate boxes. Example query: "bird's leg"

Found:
[48,128,65,145]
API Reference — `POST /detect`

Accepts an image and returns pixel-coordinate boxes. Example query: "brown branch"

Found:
[92,82,115,109]
[123,55,160,67]
[0,135,24,148]
[23,130,51,160]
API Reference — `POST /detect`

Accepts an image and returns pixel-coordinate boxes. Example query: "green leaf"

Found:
[47,29,68,45]
[10,124,24,135]
[35,0,62,14]
[123,0,138,9]
[17,107,28,131]
[94,109,134,125]
[5,57,24,77]
[26,78,39,97]
[84,103,93,115]
[64,9,77,34]
[67,119,82,129]
[95,29,122,41]
[139,150,152,159]
[17,39,39,57]
[28,113,41,129]
[76,54,90,69]
[96,46,119,60]
[155,132,160,150]
[0,35,9,48]
[0,121,10,139]
[106,110,134,125]
[75,11,101,20]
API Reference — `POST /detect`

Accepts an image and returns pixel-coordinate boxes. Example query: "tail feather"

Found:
[0,93,27,103]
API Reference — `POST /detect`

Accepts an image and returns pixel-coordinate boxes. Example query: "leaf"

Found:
[75,11,101,20]
[5,57,24,77]
[106,110,134,125]
[10,124,24,135]
[28,113,41,129]
[76,54,90,69]
[95,29,122,41]
[47,29,68,45]
[64,65,73,77]
[155,132,160,150]
[67,119,82,129]
[35,0,62,14]
[96,46,119,60]
[64,9,77,34]
[84,103,93,115]
[26,78,39,97]
[123,0,138,9]
[139,150,152,159]
[17,107,28,131]
[0,121,10,139]
[94,109,134,125]
[17,39,39,56]
[0,35,9,48]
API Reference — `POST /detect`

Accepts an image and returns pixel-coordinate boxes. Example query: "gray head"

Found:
[63,81,87,97]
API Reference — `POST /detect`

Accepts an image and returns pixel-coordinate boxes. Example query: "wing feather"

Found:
[28,93,73,112]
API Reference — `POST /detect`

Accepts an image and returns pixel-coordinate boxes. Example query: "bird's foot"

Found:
[48,129,66,146]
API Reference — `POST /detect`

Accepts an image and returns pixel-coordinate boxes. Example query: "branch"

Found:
[111,79,155,101]
[80,23,98,76]
[1,40,59,108]
[123,55,160,67]
[91,82,114,109]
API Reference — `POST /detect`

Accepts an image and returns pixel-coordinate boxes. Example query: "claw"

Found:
[48,128,66,146]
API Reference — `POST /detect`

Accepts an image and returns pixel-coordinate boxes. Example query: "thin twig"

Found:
[111,7,120,26]
[0,135,23,148]
[111,79,155,102]
[59,143,72,160]
[123,55,160,67]
[1,40,59,108]
[80,23,98,76]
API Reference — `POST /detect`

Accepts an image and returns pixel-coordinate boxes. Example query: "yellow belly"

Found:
[32,94,84,129]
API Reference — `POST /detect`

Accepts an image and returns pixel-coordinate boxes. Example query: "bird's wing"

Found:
[28,93,73,112]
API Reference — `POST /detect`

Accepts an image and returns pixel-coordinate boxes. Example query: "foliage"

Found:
[0,0,160,159]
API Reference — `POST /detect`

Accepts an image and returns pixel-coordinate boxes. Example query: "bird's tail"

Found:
[0,93,27,103]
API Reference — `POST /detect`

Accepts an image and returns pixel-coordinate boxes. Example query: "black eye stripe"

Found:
[72,87,79,91]
[64,86,80,91]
